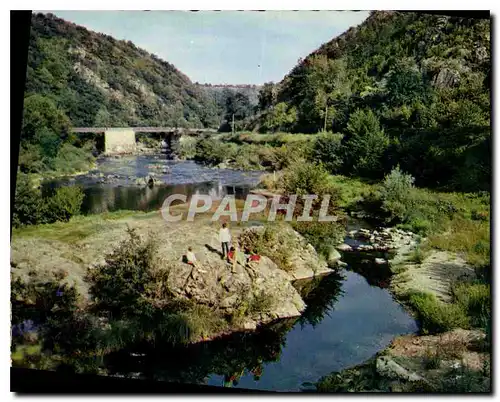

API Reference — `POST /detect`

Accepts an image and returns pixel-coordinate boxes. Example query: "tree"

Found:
[385,64,432,107]
[312,133,344,173]
[264,102,297,132]
[258,82,277,110]
[342,109,390,178]
[22,94,71,142]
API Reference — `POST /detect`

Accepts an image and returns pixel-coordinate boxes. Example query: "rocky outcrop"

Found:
[432,67,461,89]
[167,253,306,327]
[240,225,333,281]
[343,227,420,253]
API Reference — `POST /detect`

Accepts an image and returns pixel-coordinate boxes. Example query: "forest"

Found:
[251,11,490,192]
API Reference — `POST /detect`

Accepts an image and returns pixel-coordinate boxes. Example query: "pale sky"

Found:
[44,10,370,85]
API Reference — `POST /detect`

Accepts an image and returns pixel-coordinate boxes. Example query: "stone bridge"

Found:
[71,127,217,155]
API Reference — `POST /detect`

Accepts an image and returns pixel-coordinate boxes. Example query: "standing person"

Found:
[219,222,231,261]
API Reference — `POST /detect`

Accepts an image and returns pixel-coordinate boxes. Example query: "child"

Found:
[219,222,231,261]
[186,246,206,273]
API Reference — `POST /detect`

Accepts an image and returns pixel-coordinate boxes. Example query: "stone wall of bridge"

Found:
[104,129,136,155]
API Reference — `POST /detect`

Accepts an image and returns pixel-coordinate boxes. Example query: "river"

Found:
[42,154,418,391]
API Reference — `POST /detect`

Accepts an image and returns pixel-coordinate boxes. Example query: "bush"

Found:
[13,176,84,227]
[407,291,469,334]
[51,143,95,174]
[379,166,415,222]
[18,143,46,173]
[177,136,197,159]
[281,162,333,196]
[342,109,389,178]
[12,174,47,227]
[238,225,296,272]
[312,132,344,173]
[44,186,85,222]
[194,138,236,166]
[452,283,490,328]
[87,228,161,317]
[291,221,345,258]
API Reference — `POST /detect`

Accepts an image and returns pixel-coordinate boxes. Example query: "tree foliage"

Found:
[257,11,490,191]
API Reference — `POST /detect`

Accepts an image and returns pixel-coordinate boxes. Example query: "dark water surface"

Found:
[103,270,417,392]
[41,155,417,391]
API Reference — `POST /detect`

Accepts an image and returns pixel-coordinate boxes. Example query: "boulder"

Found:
[376,356,424,382]
[166,253,306,326]
[327,247,342,262]
[336,243,353,252]
[375,258,388,265]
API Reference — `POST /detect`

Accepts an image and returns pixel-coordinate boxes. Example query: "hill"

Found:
[254,11,490,191]
[25,12,221,129]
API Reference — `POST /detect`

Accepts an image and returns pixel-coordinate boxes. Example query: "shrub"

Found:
[44,186,85,222]
[177,136,198,159]
[342,109,389,178]
[12,174,47,227]
[407,291,469,334]
[452,283,491,328]
[51,143,95,174]
[408,244,427,264]
[194,138,228,166]
[291,221,345,258]
[248,290,275,315]
[11,271,80,327]
[238,225,295,271]
[312,132,344,173]
[18,143,46,173]
[86,228,160,317]
[424,349,441,369]
[379,166,415,222]
[281,162,333,197]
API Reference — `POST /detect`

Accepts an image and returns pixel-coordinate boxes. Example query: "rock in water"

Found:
[337,243,353,252]
[375,258,388,265]
[327,246,342,262]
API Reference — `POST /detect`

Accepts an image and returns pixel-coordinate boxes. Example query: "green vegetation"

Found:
[12,173,85,227]
[253,11,490,193]
[238,225,297,272]
[12,228,232,371]
[406,291,469,334]
[452,282,490,328]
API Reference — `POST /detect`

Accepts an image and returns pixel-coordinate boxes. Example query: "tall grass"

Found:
[406,291,469,334]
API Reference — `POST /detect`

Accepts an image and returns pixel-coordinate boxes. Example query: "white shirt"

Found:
[219,228,231,243]
[186,251,197,263]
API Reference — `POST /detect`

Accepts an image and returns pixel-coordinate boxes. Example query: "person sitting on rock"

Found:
[185,246,206,273]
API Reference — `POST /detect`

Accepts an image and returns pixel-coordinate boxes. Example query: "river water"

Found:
[42,154,418,392]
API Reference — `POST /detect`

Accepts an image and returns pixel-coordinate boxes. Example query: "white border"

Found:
[2,2,497,401]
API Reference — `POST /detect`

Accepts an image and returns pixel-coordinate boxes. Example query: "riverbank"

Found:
[310,186,491,392]
[11,204,336,345]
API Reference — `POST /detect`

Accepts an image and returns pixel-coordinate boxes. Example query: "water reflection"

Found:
[41,157,262,214]
[90,271,417,391]
[77,180,253,214]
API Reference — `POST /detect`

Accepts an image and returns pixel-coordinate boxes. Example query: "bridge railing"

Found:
[71,127,218,134]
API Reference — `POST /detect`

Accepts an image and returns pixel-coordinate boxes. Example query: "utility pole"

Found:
[324,103,328,132]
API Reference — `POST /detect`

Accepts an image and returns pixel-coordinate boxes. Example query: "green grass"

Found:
[12,210,152,243]
[406,291,469,334]
[452,282,490,328]
[328,175,375,208]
